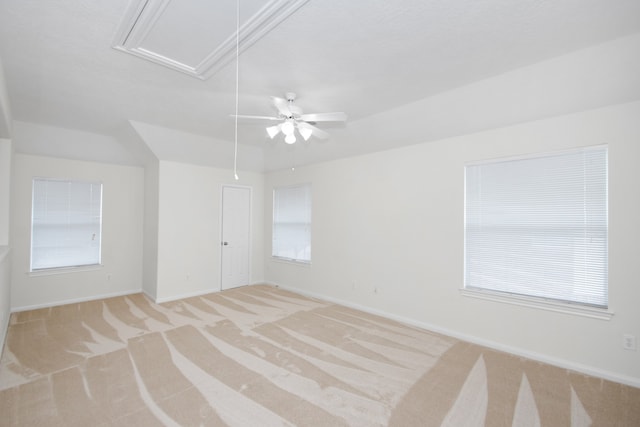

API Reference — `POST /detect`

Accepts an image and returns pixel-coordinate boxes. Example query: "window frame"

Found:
[272,183,312,264]
[30,177,104,273]
[462,146,612,320]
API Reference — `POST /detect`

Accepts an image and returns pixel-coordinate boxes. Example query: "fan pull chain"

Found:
[233,0,240,180]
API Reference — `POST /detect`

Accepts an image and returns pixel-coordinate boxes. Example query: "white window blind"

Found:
[31,178,103,271]
[273,184,311,262]
[464,146,608,308]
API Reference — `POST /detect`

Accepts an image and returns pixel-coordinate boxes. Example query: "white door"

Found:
[221,186,251,290]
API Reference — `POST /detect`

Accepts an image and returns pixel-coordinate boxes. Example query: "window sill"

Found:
[271,256,311,267]
[459,288,614,320]
[29,264,104,277]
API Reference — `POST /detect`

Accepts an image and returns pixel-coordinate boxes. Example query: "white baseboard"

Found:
[151,281,268,304]
[152,287,220,304]
[274,283,640,389]
[11,280,268,310]
[11,289,142,312]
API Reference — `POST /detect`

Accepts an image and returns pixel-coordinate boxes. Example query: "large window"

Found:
[464,146,608,308]
[272,184,311,263]
[31,178,103,271]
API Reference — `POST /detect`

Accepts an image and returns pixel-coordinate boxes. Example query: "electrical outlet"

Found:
[623,334,637,351]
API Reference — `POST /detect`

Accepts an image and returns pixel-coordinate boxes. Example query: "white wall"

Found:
[0,57,12,138]
[0,138,11,357]
[264,101,640,386]
[0,247,10,356]
[0,138,11,245]
[142,159,160,300]
[10,154,145,309]
[154,161,264,302]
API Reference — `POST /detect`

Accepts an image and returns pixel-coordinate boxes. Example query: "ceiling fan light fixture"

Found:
[284,134,296,144]
[238,92,347,145]
[281,120,295,136]
[299,126,313,141]
[266,125,280,139]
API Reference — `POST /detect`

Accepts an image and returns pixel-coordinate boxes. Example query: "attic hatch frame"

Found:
[112,0,309,80]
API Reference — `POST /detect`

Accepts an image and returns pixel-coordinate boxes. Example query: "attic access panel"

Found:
[113,0,309,80]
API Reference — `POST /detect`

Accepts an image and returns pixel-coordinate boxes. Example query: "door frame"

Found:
[219,184,253,291]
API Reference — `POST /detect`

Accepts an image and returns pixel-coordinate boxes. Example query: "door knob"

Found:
[222,241,229,246]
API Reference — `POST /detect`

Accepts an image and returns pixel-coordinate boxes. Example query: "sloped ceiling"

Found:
[0,0,639,171]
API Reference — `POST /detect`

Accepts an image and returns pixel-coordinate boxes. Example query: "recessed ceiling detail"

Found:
[112,0,309,80]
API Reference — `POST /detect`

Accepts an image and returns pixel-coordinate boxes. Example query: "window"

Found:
[31,178,103,271]
[464,146,608,308]
[272,184,311,263]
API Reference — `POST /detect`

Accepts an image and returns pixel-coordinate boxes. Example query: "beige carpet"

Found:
[0,284,638,426]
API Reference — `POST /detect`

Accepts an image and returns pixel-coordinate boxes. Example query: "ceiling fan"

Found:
[234,92,347,144]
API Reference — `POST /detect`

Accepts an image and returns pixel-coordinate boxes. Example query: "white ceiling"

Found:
[1,0,639,171]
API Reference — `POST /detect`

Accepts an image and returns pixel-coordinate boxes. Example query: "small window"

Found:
[464,146,608,308]
[272,184,311,263]
[31,178,103,271]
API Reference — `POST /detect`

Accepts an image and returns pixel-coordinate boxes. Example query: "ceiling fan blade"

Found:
[299,112,347,122]
[297,121,329,140]
[271,96,292,117]
[230,114,280,121]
